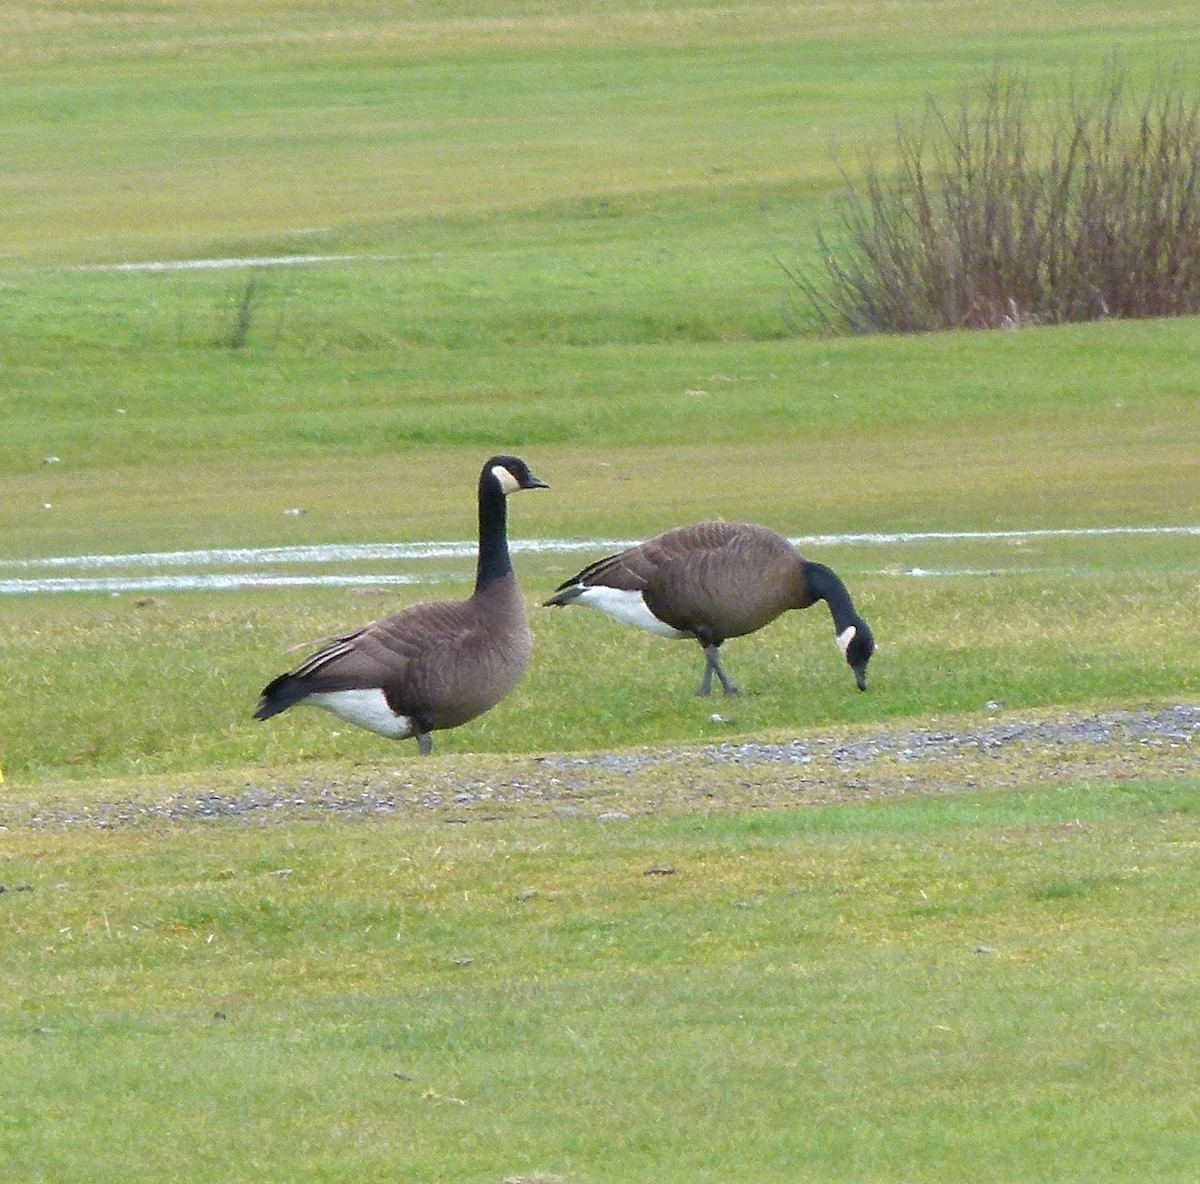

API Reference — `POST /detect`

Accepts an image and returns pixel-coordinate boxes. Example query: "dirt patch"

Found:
[7,704,1196,830]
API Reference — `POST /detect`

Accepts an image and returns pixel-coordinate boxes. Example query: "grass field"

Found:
[2,2,1199,1180]
[5,779,1200,1182]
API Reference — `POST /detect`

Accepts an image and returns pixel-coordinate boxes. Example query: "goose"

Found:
[254,455,548,754]
[544,520,874,696]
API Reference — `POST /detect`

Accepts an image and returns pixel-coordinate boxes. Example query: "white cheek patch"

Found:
[836,625,857,656]
[307,689,415,740]
[492,465,521,495]
[572,586,689,639]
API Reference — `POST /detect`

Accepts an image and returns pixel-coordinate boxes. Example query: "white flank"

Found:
[836,625,857,656]
[306,689,414,740]
[571,587,688,638]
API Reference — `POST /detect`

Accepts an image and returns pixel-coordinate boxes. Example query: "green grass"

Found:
[2,5,1199,1178]
[7,2,1195,267]
[5,240,1198,783]
[3,554,1198,782]
[4,312,1199,540]
[4,780,1200,1183]
[1,1,1195,775]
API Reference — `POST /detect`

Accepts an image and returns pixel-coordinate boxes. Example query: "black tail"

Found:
[542,584,584,608]
[254,672,310,721]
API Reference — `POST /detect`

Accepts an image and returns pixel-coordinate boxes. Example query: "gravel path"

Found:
[8,704,1197,830]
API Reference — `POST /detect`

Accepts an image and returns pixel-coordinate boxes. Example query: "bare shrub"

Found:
[794,67,1200,334]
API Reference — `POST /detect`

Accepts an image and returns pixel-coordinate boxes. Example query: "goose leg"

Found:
[698,644,740,697]
[416,731,433,756]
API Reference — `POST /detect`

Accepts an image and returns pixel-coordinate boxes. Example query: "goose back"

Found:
[554,521,808,643]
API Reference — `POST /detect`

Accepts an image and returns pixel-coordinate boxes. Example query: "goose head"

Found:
[836,620,875,691]
[486,455,549,495]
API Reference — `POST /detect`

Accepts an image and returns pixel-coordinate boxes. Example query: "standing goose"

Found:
[544,521,874,696]
[254,455,548,754]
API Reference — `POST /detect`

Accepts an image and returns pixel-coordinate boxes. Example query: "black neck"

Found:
[803,561,859,632]
[475,470,512,592]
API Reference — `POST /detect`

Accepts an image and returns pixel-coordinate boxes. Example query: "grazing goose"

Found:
[544,521,874,696]
[254,455,548,754]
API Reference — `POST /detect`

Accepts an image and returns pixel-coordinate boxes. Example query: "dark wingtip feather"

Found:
[254,672,308,720]
[542,584,583,608]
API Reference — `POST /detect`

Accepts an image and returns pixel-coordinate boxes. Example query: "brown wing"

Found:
[650,525,797,638]
[286,577,531,728]
[550,546,654,594]
[289,598,464,689]
[548,523,735,594]
[548,522,805,640]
